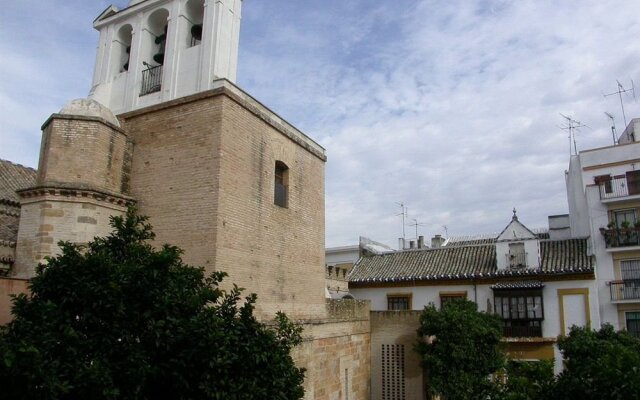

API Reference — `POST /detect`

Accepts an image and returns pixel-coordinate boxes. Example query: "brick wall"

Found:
[293,300,371,399]
[38,116,131,195]
[0,277,28,325]
[122,83,327,320]
[371,311,424,399]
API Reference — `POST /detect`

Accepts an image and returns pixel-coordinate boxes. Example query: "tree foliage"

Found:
[0,209,305,400]
[416,299,505,400]
[494,360,555,400]
[552,324,640,399]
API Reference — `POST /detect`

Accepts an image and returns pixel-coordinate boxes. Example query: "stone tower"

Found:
[9,3,372,397]
[13,100,133,278]
[89,0,241,114]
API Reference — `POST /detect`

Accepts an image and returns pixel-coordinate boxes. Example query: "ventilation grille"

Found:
[381,344,405,400]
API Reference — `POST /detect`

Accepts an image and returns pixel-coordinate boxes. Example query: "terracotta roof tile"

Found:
[0,159,36,205]
[349,238,593,283]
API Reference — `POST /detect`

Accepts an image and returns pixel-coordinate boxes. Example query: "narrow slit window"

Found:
[274,161,289,207]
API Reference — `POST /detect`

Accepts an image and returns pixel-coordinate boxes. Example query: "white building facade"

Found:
[566,118,640,335]
[89,0,241,114]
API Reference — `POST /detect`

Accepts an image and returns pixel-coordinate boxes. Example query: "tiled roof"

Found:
[349,238,593,284]
[491,281,545,290]
[445,229,549,247]
[0,159,36,206]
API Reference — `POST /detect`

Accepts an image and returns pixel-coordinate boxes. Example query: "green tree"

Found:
[0,209,305,400]
[552,324,640,399]
[495,360,555,400]
[416,299,505,400]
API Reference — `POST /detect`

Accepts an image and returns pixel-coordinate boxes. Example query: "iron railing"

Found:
[600,228,640,248]
[610,279,640,301]
[502,322,542,338]
[140,65,163,96]
[599,173,640,199]
[507,252,527,268]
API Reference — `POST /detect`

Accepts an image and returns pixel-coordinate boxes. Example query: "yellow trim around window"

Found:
[557,288,590,336]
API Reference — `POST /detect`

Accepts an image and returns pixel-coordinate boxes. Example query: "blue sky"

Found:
[2,0,640,248]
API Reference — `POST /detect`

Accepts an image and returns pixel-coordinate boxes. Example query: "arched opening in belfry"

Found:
[147,8,170,66]
[112,24,133,74]
[140,8,169,96]
[184,0,205,47]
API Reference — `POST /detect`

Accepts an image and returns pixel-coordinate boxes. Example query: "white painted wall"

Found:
[89,0,242,114]
[564,140,640,329]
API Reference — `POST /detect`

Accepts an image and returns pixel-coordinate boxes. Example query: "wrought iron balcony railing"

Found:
[598,173,640,200]
[140,65,163,96]
[507,252,527,268]
[610,279,640,301]
[600,228,640,248]
[502,321,543,338]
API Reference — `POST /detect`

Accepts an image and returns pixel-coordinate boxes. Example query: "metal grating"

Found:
[381,344,405,400]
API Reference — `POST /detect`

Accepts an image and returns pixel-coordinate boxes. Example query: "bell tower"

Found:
[88,0,242,114]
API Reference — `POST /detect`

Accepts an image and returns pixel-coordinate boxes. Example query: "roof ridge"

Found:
[0,159,37,172]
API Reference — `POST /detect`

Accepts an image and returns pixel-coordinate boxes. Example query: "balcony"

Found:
[600,228,640,249]
[502,321,542,338]
[598,172,640,202]
[507,252,527,268]
[610,279,640,302]
[140,65,163,96]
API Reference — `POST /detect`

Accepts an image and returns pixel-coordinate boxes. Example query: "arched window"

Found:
[112,24,133,74]
[185,0,205,47]
[147,9,169,65]
[140,9,169,96]
[274,161,289,207]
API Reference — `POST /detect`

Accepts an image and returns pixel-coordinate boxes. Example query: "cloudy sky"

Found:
[2,1,640,248]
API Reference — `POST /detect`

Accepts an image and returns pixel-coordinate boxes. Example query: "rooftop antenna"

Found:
[603,80,636,127]
[409,218,428,239]
[442,225,449,238]
[604,112,617,145]
[395,202,408,241]
[558,113,589,155]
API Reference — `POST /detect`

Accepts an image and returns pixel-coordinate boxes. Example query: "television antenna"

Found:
[442,225,449,238]
[409,219,429,239]
[395,202,408,241]
[558,114,589,155]
[603,80,636,127]
[604,112,617,145]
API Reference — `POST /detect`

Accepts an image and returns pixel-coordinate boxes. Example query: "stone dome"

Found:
[59,98,120,127]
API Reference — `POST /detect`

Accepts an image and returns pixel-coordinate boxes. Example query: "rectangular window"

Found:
[594,174,613,194]
[508,242,526,268]
[614,209,636,228]
[626,312,640,337]
[621,260,640,300]
[274,161,289,207]
[494,289,544,337]
[440,291,467,308]
[387,294,411,310]
[627,170,640,196]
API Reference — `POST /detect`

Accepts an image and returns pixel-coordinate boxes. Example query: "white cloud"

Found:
[2,0,640,248]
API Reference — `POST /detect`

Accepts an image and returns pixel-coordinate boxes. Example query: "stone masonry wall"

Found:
[371,311,424,400]
[37,116,131,195]
[13,197,127,278]
[0,278,28,325]
[292,300,371,400]
[122,86,327,320]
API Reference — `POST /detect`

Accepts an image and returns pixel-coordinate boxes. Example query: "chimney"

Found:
[398,238,405,250]
[409,240,415,249]
[431,234,445,248]
[418,235,425,248]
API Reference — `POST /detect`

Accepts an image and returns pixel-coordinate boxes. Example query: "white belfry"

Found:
[88,0,242,114]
